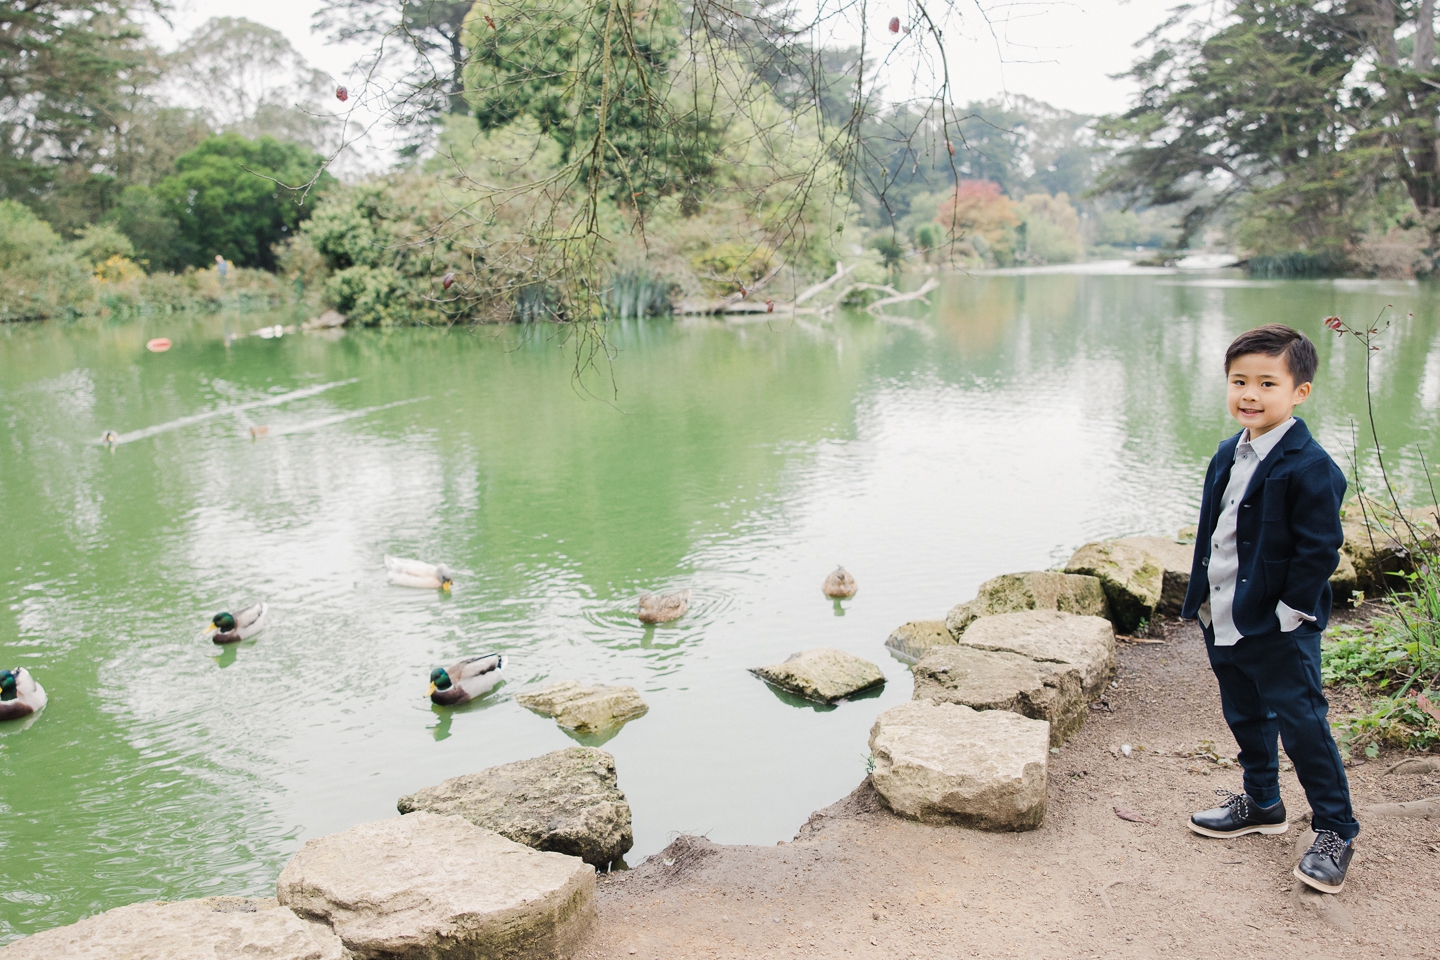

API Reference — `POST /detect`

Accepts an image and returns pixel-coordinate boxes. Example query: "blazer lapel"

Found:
[1239,418,1312,502]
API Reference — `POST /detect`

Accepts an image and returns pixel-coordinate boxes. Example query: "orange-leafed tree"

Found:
[937,179,1020,264]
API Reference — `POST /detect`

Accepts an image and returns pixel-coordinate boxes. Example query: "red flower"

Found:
[889,17,900,33]
[485,15,495,28]
[765,299,775,313]
[1323,316,1343,331]
[442,272,456,290]
[946,140,955,156]
[336,86,348,102]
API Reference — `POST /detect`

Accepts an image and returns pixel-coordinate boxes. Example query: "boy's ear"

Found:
[1294,381,1312,403]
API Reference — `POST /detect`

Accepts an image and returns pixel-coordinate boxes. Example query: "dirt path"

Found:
[580,619,1439,960]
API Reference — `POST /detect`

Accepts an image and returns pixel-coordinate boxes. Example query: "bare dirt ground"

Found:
[580,618,1440,960]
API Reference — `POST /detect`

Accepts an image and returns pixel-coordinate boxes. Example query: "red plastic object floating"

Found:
[146,338,172,352]
[336,86,349,102]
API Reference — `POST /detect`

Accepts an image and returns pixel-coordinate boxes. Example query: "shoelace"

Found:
[1214,789,1255,819]
[1307,830,1349,860]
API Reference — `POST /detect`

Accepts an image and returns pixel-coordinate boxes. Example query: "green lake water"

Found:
[3,267,1440,940]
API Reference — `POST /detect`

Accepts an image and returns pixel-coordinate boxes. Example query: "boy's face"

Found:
[1226,352,1311,438]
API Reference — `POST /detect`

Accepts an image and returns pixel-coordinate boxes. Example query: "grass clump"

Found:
[1323,568,1440,758]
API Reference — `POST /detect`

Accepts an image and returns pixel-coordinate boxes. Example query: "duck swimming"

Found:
[822,566,857,598]
[206,602,267,644]
[429,654,504,705]
[0,668,47,721]
[386,555,454,590]
[638,589,690,624]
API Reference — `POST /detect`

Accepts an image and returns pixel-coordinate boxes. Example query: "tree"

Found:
[152,134,333,269]
[461,0,719,210]
[0,0,153,213]
[1096,0,1440,252]
[937,179,1020,263]
[166,18,337,152]
[313,0,475,116]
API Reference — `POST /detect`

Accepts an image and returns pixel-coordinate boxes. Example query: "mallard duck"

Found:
[822,566,857,598]
[386,554,454,590]
[429,654,504,705]
[206,602,267,644]
[0,668,47,721]
[638,589,690,623]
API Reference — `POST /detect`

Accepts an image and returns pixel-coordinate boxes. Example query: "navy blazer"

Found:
[1180,418,1346,636]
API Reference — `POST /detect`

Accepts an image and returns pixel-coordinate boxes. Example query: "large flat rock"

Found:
[945,571,1108,638]
[397,747,632,867]
[912,645,1086,745]
[868,699,1049,830]
[0,897,343,960]
[515,681,648,735]
[1113,536,1194,617]
[1064,540,1163,632]
[751,648,885,703]
[956,610,1117,699]
[276,812,595,960]
[884,620,956,664]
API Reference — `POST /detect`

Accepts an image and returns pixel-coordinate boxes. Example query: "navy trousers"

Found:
[1203,622,1359,839]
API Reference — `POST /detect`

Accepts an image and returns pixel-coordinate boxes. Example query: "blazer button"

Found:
[1241,578,1247,583]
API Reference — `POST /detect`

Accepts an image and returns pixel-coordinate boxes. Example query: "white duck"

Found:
[428,654,504,705]
[386,555,455,590]
[0,668,47,721]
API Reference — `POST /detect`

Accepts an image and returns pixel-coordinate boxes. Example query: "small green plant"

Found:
[864,752,875,775]
[1320,309,1440,756]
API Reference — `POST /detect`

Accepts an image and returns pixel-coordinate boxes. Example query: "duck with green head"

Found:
[429,654,504,706]
[206,601,267,644]
[0,668,47,721]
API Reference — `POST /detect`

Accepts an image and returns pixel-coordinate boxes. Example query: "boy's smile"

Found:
[1226,353,1311,438]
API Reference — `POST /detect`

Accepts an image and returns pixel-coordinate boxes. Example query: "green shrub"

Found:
[1246,251,1347,278]
[70,223,136,266]
[153,133,334,270]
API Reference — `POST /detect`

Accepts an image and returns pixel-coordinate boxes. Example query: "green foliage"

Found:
[153,134,333,270]
[462,0,717,210]
[1098,1,1367,248]
[1245,251,1347,278]
[1323,544,1440,755]
[106,185,184,271]
[606,267,677,318]
[70,223,136,266]
[871,235,904,270]
[0,0,153,212]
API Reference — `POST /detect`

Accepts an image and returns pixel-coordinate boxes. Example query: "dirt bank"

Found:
[581,618,1439,960]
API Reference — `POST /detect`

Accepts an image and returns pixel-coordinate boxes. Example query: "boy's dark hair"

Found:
[1224,324,1318,385]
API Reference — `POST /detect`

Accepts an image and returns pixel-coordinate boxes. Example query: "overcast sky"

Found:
[156,0,1178,117]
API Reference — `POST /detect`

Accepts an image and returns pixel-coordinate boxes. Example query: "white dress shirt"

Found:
[1199,418,1315,645]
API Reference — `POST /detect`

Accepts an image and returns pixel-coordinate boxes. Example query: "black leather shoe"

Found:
[1294,830,1354,894]
[1187,789,1288,838]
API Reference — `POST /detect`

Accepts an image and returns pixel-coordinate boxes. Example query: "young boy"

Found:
[1180,324,1358,894]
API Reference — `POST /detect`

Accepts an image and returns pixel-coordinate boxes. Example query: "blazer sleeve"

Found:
[1279,458,1346,615]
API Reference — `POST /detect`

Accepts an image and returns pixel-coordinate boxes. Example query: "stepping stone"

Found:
[0,896,343,960]
[868,699,1049,830]
[945,571,1108,637]
[956,610,1117,699]
[751,648,885,703]
[1112,536,1195,617]
[1065,539,1163,632]
[912,645,1086,745]
[884,619,955,664]
[515,681,648,735]
[398,747,632,867]
[277,812,595,960]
